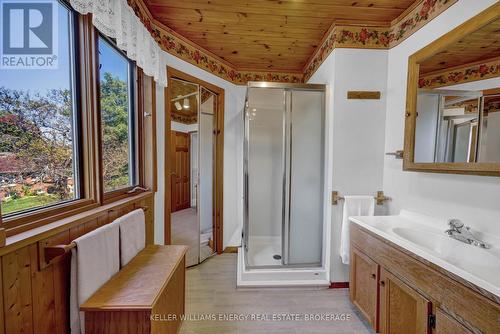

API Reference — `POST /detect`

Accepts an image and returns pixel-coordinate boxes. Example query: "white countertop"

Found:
[349,210,500,298]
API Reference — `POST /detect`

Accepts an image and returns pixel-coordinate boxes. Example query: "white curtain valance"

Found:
[70,0,167,86]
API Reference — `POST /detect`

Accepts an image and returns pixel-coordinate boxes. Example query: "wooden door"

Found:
[170,131,190,212]
[435,308,472,334]
[379,268,432,334]
[349,247,379,330]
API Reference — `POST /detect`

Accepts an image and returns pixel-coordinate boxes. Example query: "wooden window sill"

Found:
[0,191,153,257]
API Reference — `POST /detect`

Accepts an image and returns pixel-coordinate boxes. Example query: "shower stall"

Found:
[237,82,331,287]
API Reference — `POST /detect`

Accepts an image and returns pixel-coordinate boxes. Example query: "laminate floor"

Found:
[180,254,374,334]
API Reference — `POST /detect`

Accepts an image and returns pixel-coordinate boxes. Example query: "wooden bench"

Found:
[80,245,188,334]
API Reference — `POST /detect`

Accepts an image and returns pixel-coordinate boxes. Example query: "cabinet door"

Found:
[379,268,431,334]
[435,308,472,334]
[349,247,379,330]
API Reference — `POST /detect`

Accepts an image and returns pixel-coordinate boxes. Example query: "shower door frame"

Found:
[243,82,327,270]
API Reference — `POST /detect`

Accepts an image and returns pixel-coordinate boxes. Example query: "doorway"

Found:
[165,67,224,267]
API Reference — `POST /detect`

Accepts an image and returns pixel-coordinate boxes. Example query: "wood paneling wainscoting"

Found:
[0,192,154,334]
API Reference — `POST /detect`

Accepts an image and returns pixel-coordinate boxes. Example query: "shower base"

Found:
[246,236,282,266]
[237,246,330,287]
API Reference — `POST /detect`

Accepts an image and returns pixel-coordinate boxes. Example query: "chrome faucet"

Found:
[445,219,490,249]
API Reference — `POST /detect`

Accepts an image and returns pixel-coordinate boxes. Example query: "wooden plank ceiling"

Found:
[143,0,416,72]
[420,18,500,75]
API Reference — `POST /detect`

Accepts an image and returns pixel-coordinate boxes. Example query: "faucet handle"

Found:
[448,219,464,230]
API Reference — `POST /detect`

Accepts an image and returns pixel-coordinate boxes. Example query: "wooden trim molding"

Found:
[151,80,158,192]
[124,0,457,85]
[403,2,500,177]
[419,56,500,89]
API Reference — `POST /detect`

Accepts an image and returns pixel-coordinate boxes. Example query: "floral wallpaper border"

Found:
[128,0,456,85]
[419,58,500,89]
[303,0,458,81]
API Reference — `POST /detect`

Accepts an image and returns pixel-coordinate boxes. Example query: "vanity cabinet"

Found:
[435,308,472,334]
[379,268,431,334]
[349,247,379,329]
[349,223,500,334]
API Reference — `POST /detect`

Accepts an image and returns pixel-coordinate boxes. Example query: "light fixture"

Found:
[183,98,190,109]
[174,102,182,111]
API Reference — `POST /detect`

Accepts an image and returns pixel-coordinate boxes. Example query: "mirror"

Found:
[404,3,500,175]
[169,78,217,266]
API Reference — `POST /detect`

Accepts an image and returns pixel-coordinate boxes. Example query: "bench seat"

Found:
[80,245,188,334]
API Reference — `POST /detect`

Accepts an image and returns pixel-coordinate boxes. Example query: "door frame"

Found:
[164,66,225,254]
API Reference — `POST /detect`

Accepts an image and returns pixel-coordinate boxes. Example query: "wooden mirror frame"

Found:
[403,2,500,176]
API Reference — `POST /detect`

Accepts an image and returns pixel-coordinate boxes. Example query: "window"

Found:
[0,2,80,216]
[97,36,137,193]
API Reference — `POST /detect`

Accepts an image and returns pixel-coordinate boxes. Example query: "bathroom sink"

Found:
[392,227,450,255]
[391,226,500,284]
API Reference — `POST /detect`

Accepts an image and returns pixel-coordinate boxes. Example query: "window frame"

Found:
[0,2,100,234]
[0,7,149,235]
[95,33,145,203]
[0,0,83,220]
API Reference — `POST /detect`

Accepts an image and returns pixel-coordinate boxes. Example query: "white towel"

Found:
[70,221,120,334]
[117,209,146,266]
[340,196,375,265]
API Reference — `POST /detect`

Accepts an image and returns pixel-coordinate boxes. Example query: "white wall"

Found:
[308,49,389,282]
[383,0,500,239]
[154,52,246,247]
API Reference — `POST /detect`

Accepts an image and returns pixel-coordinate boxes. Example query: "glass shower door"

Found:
[245,87,285,267]
[287,90,324,265]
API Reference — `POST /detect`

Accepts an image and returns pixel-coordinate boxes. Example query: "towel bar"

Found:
[332,191,390,206]
[43,206,148,264]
